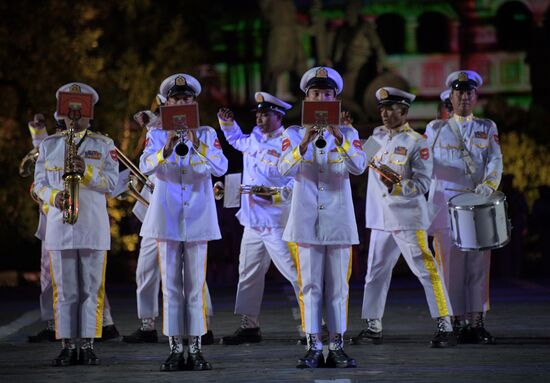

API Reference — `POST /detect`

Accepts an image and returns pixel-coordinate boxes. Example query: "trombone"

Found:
[115,147,154,194]
[115,147,154,207]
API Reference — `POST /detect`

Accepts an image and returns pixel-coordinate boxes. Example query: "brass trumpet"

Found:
[368,160,402,185]
[240,185,284,196]
[210,183,284,200]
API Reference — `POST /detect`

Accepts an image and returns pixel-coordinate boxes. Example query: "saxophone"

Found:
[62,107,83,224]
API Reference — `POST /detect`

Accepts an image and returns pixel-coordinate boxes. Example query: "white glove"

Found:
[474,183,494,197]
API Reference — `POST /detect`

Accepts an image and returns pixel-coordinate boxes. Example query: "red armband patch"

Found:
[353,139,362,150]
[493,134,499,145]
[282,137,290,151]
[214,138,222,149]
[422,133,427,139]
[420,148,429,160]
[109,149,118,161]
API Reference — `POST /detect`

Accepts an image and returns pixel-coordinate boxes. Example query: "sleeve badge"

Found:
[282,137,290,151]
[420,148,429,160]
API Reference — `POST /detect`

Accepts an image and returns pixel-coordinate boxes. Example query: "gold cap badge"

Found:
[175,76,187,86]
[315,67,328,78]
[458,72,469,82]
[255,94,264,103]
[69,84,81,93]
[379,88,389,99]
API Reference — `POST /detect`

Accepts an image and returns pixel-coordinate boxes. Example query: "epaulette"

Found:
[473,117,497,129]
[41,131,64,142]
[88,130,114,143]
[403,127,423,140]
[373,125,386,135]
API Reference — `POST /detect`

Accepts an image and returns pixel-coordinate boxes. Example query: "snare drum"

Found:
[448,191,511,251]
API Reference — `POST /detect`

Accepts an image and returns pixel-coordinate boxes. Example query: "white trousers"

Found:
[49,249,107,339]
[136,236,160,319]
[234,227,302,319]
[157,240,208,337]
[136,237,213,320]
[297,244,352,334]
[362,230,452,319]
[40,241,53,321]
[432,228,491,315]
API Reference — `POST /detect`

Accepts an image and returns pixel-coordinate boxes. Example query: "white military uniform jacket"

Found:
[139,127,228,241]
[425,114,503,230]
[219,120,293,228]
[278,125,366,245]
[366,123,433,231]
[34,130,119,250]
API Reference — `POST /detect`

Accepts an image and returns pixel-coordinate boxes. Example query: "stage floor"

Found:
[1,277,549,382]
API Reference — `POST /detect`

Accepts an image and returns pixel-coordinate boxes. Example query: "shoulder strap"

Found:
[447,118,476,175]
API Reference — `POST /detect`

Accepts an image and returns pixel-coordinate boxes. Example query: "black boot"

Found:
[430,318,457,348]
[29,328,56,343]
[52,347,78,367]
[297,348,325,368]
[78,347,100,365]
[201,330,215,345]
[222,327,262,345]
[122,328,158,343]
[472,326,496,345]
[186,351,212,371]
[325,348,357,368]
[97,324,119,341]
[350,328,383,345]
[160,351,185,371]
[472,314,496,344]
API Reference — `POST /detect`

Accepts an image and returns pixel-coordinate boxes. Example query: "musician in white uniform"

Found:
[26,115,120,344]
[34,83,119,366]
[124,100,215,345]
[425,71,503,344]
[140,73,227,371]
[278,67,366,369]
[352,87,455,348]
[217,92,302,345]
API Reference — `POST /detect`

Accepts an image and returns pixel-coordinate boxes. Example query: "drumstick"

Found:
[445,187,472,192]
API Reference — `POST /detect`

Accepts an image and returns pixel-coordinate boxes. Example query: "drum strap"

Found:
[447,119,477,176]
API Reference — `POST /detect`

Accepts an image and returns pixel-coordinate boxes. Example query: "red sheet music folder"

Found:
[301,101,341,126]
[57,92,94,119]
[160,104,200,130]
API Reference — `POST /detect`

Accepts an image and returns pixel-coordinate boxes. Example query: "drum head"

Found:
[449,191,505,208]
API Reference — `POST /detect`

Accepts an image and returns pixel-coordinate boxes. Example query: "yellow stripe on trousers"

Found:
[202,243,208,332]
[345,246,353,327]
[49,252,59,338]
[416,231,449,317]
[433,234,444,273]
[287,242,305,332]
[95,251,108,338]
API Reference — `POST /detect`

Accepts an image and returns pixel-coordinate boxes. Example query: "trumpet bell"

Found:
[315,137,327,149]
[175,142,189,157]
